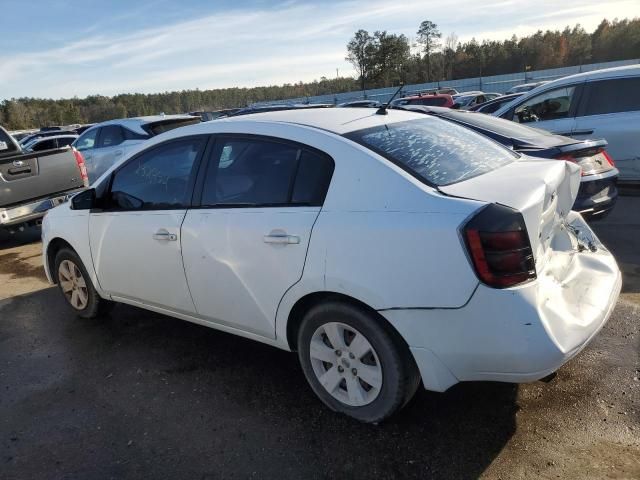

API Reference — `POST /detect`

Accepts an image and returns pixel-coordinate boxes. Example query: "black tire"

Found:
[54,248,113,319]
[297,301,420,423]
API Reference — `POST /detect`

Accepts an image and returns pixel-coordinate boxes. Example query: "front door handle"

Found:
[153,229,177,241]
[263,231,300,245]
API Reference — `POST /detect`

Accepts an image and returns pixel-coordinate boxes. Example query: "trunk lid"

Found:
[439,157,581,268]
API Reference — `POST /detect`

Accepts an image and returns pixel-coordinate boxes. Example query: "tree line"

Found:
[346,17,640,90]
[1,17,638,130]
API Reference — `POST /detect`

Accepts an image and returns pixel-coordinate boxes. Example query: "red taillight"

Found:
[602,149,615,167]
[556,148,614,176]
[72,148,89,187]
[463,204,536,289]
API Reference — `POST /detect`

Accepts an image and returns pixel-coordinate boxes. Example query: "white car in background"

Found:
[494,64,640,181]
[42,108,621,423]
[73,114,200,182]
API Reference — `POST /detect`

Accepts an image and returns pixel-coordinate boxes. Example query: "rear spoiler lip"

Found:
[555,138,608,155]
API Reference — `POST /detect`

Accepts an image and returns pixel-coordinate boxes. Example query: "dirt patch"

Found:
[0,252,47,282]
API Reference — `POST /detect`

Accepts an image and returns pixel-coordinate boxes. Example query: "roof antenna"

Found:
[376,83,404,115]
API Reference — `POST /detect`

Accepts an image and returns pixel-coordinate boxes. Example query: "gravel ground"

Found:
[0,198,638,480]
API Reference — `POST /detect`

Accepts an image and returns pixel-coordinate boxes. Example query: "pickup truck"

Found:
[0,125,88,233]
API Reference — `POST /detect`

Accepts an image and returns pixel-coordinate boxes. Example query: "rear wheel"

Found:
[55,248,112,319]
[297,301,420,423]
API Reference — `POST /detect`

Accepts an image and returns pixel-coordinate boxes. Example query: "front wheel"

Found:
[297,302,420,423]
[55,248,113,319]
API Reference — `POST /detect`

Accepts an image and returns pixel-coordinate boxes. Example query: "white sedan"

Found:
[42,108,621,423]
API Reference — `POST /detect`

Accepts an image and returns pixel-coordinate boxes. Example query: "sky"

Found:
[1,0,639,100]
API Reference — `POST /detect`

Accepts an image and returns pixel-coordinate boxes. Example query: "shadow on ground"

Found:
[0,225,42,250]
[0,288,517,479]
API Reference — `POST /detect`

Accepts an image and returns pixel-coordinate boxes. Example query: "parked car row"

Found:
[493,64,640,181]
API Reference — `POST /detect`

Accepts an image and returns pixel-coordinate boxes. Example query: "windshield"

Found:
[345,118,516,186]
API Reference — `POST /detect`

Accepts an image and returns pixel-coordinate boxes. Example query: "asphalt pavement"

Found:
[0,198,638,479]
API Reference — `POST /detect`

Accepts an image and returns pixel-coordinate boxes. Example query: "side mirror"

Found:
[71,188,95,210]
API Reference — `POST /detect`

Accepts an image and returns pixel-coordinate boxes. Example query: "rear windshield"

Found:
[345,118,516,186]
[146,118,201,136]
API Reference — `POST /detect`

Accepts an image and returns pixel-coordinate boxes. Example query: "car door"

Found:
[74,127,100,181]
[506,84,582,136]
[181,135,334,338]
[572,76,640,181]
[89,136,208,313]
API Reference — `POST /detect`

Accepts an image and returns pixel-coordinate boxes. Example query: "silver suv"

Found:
[73,115,200,182]
[494,64,640,181]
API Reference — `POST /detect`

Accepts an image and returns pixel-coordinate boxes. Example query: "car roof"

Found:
[529,64,640,88]
[494,64,640,116]
[171,108,428,137]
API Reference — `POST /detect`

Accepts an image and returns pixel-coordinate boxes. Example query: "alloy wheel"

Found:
[58,259,89,310]
[309,322,383,407]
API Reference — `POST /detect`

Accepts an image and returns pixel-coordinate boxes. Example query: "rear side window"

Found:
[123,128,148,140]
[292,150,334,205]
[345,118,516,186]
[32,139,56,151]
[582,77,640,116]
[201,137,334,207]
[75,128,98,151]
[98,126,125,148]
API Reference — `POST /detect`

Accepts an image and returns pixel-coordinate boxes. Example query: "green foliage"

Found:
[348,17,639,87]
[2,17,639,130]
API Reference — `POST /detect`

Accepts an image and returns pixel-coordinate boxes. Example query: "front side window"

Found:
[582,77,640,116]
[514,86,576,123]
[109,138,204,210]
[98,126,125,148]
[345,117,516,186]
[201,137,334,207]
[74,128,98,151]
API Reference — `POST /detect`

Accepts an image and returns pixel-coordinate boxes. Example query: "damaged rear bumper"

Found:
[380,213,622,392]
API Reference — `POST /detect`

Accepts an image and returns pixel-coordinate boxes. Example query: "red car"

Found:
[391,93,454,108]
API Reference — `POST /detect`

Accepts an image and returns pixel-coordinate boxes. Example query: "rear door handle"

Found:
[263,232,300,244]
[153,229,177,241]
[114,150,123,157]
